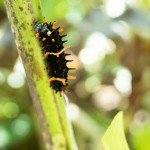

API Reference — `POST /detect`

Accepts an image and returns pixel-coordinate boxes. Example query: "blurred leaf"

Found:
[41,0,69,21]
[0,0,4,8]
[116,9,150,32]
[0,114,33,148]
[102,111,129,150]
[138,0,150,10]
[80,9,114,36]
[130,120,150,150]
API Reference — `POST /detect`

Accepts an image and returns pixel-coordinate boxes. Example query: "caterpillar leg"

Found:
[64,88,69,93]
[59,91,62,96]
[64,85,71,93]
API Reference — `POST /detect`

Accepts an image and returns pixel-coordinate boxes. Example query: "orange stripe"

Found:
[45,52,50,57]
[48,77,66,85]
[44,46,70,57]
[68,76,76,79]
[48,77,56,82]
[63,45,70,50]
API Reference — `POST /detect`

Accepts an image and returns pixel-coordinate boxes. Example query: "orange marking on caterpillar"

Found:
[52,21,56,29]
[48,77,56,82]
[63,45,70,50]
[68,76,76,79]
[45,52,59,57]
[53,46,71,57]
[58,29,64,32]
[43,17,46,23]
[42,37,46,41]
[45,52,50,57]
[56,53,59,58]
[52,38,55,42]
[35,33,39,37]
[48,77,66,85]
[44,46,70,58]
[59,78,66,85]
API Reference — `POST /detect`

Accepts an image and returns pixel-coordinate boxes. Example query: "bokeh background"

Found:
[1,0,150,149]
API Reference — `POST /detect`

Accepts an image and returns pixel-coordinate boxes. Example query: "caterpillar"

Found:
[34,17,76,96]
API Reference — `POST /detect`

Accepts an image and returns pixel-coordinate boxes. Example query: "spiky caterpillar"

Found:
[34,17,76,96]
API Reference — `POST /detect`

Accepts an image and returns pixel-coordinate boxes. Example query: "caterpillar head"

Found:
[34,22,48,33]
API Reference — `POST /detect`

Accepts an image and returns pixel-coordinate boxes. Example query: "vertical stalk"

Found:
[4,0,77,150]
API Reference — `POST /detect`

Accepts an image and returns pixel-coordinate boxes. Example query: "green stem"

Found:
[4,0,77,150]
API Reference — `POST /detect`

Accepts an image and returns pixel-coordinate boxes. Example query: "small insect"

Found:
[34,17,76,96]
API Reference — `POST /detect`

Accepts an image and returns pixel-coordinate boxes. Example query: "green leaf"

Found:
[102,111,130,150]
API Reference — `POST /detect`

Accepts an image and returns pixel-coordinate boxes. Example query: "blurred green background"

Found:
[1,0,150,149]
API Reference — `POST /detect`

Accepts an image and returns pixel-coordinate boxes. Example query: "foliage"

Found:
[1,0,150,149]
[102,112,129,150]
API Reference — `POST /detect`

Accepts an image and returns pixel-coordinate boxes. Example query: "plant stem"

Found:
[4,0,77,150]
